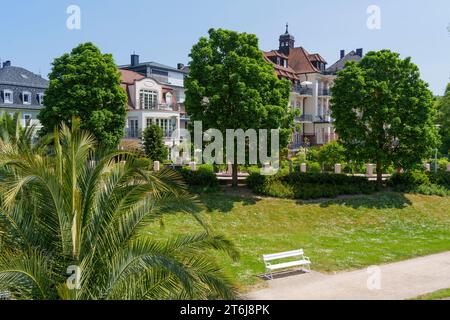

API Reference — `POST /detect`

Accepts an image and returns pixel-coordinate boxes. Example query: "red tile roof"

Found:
[119,69,145,84]
[264,47,328,77]
[263,53,300,81]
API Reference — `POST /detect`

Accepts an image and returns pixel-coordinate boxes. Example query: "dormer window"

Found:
[277,57,281,66]
[22,91,31,105]
[3,90,13,104]
[37,93,45,105]
[284,59,288,68]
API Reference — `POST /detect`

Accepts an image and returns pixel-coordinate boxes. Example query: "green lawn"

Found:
[412,288,450,300]
[148,189,450,290]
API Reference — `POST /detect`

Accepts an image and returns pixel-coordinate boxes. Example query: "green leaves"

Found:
[38,42,127,149]
[0,123,237,300]
[142,125,169,163]
[332,50,439,181]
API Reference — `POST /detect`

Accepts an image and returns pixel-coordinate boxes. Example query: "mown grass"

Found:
[147,189,450,290]
[412,288,450,300]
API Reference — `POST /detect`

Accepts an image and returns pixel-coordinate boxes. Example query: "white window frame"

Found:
[37,93,44,105]
[139,89,158,110]
[22,91,31,105]
[3,89,13,104]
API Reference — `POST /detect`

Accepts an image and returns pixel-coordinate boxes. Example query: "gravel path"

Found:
[245,251,450,300]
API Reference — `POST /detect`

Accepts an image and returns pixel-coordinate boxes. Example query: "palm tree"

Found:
[0,119,237,300]
[0,112,37,152]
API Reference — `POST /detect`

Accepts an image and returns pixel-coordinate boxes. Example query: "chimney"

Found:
[3,61,11,68]
[340,50,345,59]
[177,63,185,70]
[356,48,363,57]
[131,54,139,66]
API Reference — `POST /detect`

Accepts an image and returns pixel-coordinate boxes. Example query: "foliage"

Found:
[331,50,440,182]
[388,170,430,189]
[142,125,169,162]
[435,84,450,155]
[428,171,450,188]
[0,120,237,300]
[316,141,347,171]
[307,161,322,174]
[179,165,220,192]
[247,172,380,200]
[0,112,38,152]
[185,28,294,186]
[388,170,450,196]
[38,43,128,149]
[414,184,449,197]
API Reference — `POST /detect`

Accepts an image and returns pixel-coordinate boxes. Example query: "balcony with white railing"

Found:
[292,85,313,96]
[319,88,331,96]
[295,114,314,123]
[139,101,180,112]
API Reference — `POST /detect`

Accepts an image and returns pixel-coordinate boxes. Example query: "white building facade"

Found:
[119,55,189,155]
[264,25,363,151]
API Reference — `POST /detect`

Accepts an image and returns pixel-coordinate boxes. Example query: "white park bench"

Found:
[263,249,311,280]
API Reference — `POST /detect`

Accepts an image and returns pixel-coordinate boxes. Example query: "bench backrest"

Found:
[263,249,304,262]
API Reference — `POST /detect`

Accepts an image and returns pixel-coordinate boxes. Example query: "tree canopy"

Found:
[38,42,127,149]
[185,28,294,186]
[435,84,450,155]
[142,125,169,162]
[331,50,439,182]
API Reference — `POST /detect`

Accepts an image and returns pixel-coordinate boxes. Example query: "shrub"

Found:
[428,171,450,188]
[246,171,269,191]
[414,184,449,197]
[179,165,219,192]
[388,171,430,190]
[142,125,169,162]
[317,141,347,172]
[263,180,295,198]
[307,161,322,173]
[247,172,380,200]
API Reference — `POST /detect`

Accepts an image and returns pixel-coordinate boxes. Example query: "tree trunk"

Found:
[376,160,383,184]
[232,163,239,188]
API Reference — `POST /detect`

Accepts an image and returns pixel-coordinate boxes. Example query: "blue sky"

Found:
[1,0,449,94]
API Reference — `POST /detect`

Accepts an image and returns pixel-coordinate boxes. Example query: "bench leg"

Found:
[265,268,273,280]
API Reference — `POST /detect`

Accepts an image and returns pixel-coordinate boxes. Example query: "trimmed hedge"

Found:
[388,170,450,196]
[179,164,219,192]
[388,171,430,190]
[247,172,380,200]
[428,171,450,188]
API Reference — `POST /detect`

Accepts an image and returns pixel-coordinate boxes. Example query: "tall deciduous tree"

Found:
[331,50,439,182]
[185,29,294,187]
[435,84,450,155]
[142,125,169,162]
[38,43,127,149]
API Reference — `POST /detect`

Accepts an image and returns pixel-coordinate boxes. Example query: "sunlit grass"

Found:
[148,190,450,290]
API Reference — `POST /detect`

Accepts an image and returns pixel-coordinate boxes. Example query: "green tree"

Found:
[331,50,439,182]
[142,125,169,162]
[0,120,237,300]
[435,84,450,155]
[38,42,127,149]
[185,29,294,187]
[317,141,346,172]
